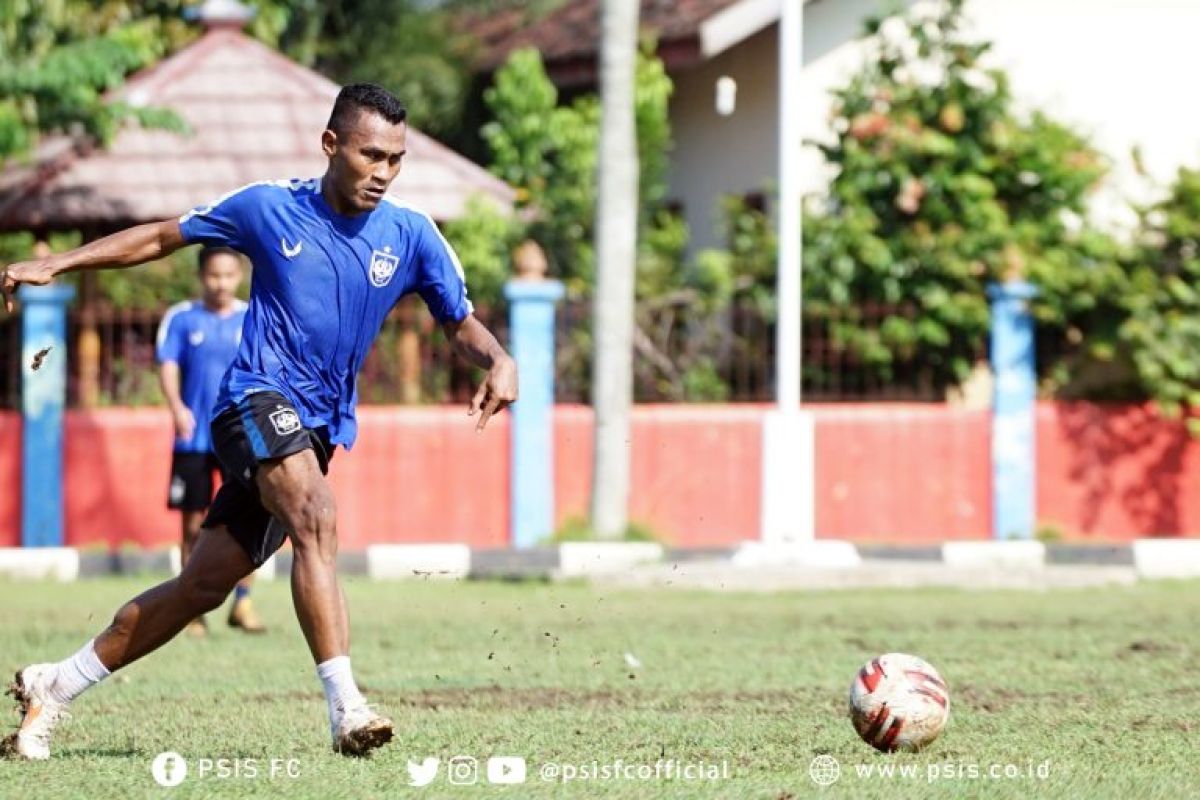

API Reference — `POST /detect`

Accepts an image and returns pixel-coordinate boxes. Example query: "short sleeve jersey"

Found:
[155,300,248,453]
[177,179,472,448]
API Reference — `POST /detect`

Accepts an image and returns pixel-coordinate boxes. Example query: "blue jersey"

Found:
[156,299,248,453]
[177,178,472,449]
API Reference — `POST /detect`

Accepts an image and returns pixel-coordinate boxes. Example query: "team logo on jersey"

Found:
[268,408,302,436]
[369,247,400,288]
[189,331,205,346]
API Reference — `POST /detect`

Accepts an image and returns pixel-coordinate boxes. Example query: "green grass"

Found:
[0,576,1196,799]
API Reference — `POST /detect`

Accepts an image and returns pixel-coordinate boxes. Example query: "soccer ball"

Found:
[849,653,949,752]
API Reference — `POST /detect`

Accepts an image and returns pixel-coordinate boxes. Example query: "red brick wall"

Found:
[0,412,19,547]
[4,402,1188,552]
[1037,402,1200,539]
[812,405,991,542]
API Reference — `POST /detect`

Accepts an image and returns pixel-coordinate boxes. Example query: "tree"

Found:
[1121,166,1200,418]
[0,0,197,164]
[802,0,1125,395]
[589,0,640,540]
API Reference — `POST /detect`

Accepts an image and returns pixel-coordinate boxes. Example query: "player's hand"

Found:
[172,406,196,441]
[468,355,518,432]
[1,257,59,313]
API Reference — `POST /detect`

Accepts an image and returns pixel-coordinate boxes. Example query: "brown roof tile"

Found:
[479,0,744,76]
[0,28,514,232]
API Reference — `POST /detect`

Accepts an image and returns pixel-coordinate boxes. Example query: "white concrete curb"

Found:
[732,540,862,568]
[558,542,664,577]
[0,547,80,581]
[942,541,1046,569]
[1132,538,1200,579]
[366,544,471,580]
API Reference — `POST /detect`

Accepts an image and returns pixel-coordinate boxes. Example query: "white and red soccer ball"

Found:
[849,653,950,752]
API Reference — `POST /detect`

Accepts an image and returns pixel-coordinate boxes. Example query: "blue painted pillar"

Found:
[504,276,564,548]
[988,281,1037,540]
[20,284,75,547]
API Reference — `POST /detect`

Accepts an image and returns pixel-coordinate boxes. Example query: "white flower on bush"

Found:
[909,59,946,87]
[1059,209,1083,234]
[893,65,913,85]
[921,21,941,41]
[1018,170,1041,186]
[879,16,912,50]
[1146,209,1168,228]
[910,0,942,23]
[960,68,996,94]
[833,116,850,134]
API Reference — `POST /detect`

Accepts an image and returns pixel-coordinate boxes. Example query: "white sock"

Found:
[316,656,365,721]
[48,640,111,705]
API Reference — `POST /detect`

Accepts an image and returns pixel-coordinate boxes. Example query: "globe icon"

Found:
[809,754,841,787]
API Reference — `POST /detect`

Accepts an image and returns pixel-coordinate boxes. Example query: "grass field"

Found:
[0,575,1196,799]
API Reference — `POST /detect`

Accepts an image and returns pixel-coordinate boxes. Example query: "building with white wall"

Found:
[485,0,1200,251]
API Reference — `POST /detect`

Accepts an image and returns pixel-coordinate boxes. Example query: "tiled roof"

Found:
[478,0,744,76]
[0,28,514,231]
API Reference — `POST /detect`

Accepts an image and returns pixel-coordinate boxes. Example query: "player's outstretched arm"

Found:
[2,219,186,312]
[443,314,518,432]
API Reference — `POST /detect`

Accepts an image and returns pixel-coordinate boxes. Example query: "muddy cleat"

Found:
[185,616,209,638]
[227,598,266,634]
[2,664,71,760]
[332,703,394,757]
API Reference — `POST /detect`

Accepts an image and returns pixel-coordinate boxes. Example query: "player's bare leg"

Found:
[95,525,255,666]
[181,510,209,636]
[181,510,264,635]
[255,448,392,756]
[4,526,254,759]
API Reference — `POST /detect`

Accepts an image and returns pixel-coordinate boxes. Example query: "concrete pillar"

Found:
[20,284,75,547]
[989,281,1038,539]
[504,242,564,548]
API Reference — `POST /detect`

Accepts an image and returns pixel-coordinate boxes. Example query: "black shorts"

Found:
[204,391,335,567]
[168,452,227,511]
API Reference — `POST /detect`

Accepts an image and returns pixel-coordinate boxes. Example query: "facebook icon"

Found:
[152,751,188,787]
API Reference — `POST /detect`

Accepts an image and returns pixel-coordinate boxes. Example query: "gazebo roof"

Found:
[0,26,514,232]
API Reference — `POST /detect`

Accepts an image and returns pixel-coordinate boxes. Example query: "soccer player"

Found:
[1,83,517,759]
[156,245,264,636]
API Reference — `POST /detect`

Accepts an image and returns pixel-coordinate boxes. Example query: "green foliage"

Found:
[0,1,194,163]
[803,0,1126,394]
[481,48,599,294]
[442,197,525,308]
[1120,166,1200,415]
[551,516,660,544]
[257,0,476,138]
[94,248,223,310]
[480,46,676,299]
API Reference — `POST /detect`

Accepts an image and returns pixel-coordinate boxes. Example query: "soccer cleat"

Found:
[2,664,71,760]
[331,703,394,757]
[227,597,266,634]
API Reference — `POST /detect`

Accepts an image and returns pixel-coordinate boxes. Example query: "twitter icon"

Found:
[407,757,440,787]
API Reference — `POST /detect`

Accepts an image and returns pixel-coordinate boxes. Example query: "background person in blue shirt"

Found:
[2,83,517,759]
[156,245,265,637]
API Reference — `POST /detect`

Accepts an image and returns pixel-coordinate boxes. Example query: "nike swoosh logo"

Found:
[281,238,303,258]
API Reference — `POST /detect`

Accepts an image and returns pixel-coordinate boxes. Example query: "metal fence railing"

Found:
[0,299,962,409]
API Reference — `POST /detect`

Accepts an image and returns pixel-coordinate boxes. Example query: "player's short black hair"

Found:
[326,83,407,136]
[197,245,242,274]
